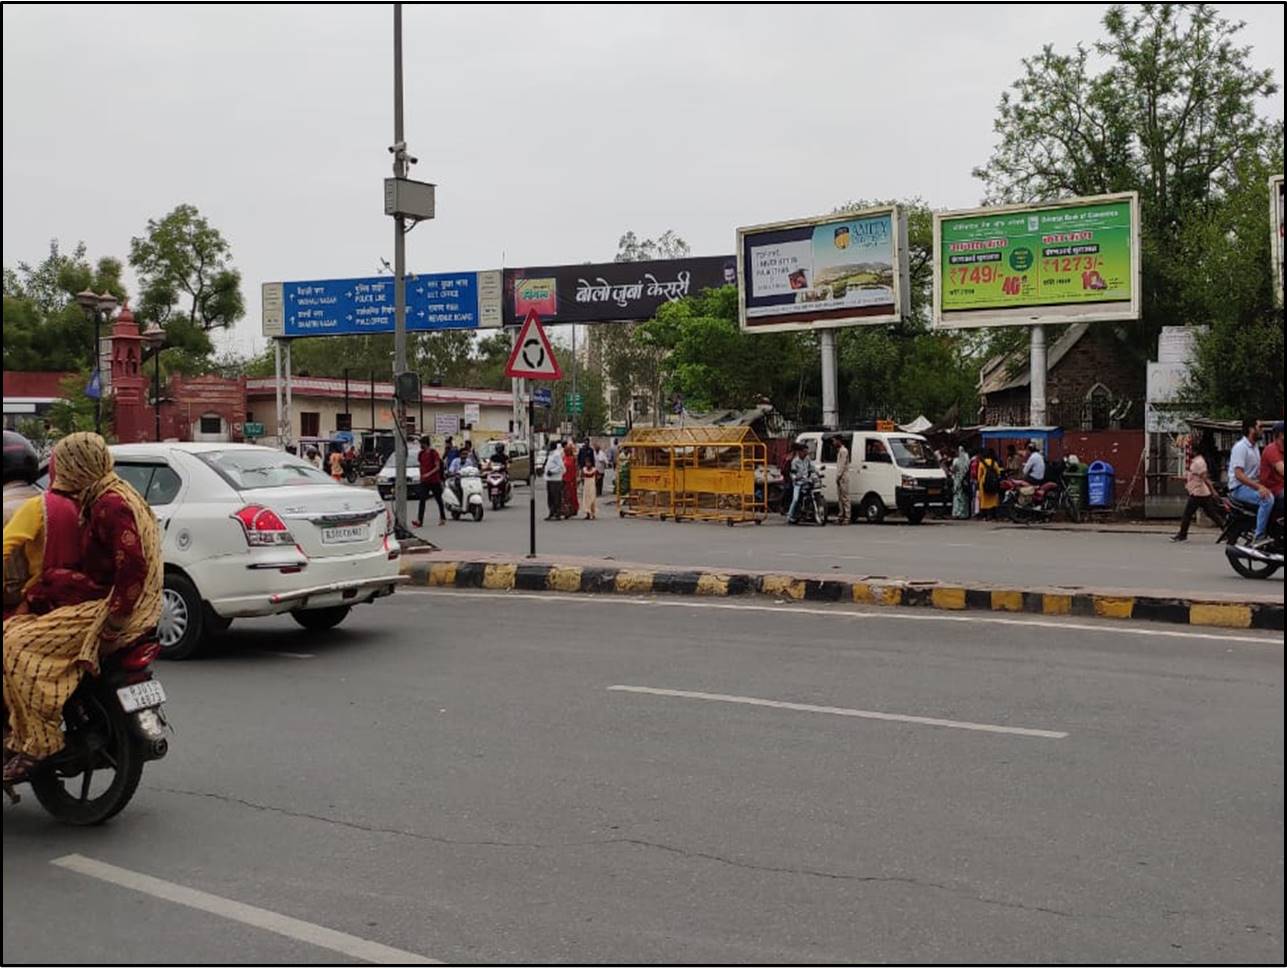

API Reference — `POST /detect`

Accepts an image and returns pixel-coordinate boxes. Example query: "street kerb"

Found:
[398,549,1284,632]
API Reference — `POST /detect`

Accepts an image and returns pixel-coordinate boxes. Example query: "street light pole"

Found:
[76,289,118,437]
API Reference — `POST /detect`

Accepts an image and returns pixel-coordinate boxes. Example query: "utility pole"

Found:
[1029,325,1047,426]
[391,2,409,533]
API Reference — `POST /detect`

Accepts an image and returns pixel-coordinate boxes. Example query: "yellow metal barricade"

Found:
[619,426,767,525]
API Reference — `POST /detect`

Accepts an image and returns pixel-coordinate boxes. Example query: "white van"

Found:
[795,430,948,524]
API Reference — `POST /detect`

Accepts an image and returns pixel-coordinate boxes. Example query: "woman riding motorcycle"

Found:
[3,432,163,784]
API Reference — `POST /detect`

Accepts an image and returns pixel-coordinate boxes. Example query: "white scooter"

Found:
[445,466,486,522]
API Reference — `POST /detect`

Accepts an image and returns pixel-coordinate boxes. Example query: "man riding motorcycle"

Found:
[787,442,817,525]
[1228,418,1276,548]
[447,440,479,508]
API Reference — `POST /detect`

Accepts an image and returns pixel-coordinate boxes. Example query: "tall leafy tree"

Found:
[973,2,1282,411]
[129,204,245,367]
[2,240,128,371]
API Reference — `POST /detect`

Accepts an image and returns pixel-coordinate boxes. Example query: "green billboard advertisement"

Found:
[938,197,1135,314]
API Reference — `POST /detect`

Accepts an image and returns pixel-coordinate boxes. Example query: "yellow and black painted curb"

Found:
[399,558,1284,632]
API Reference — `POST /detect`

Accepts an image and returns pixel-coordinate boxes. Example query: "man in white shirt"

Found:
[594,445,609,498]
[543,442,566,520]
[1022,440,1046,485]
[1228,417,1273,542]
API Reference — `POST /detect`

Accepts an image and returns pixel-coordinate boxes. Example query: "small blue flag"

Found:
[85,369,102,400]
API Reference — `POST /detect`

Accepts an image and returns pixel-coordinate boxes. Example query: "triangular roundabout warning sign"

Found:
[505,309,562,380]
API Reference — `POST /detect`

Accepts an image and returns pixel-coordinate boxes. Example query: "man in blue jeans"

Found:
[1228,417,1274,546]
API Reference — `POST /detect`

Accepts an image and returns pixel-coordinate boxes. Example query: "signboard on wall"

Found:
[434,413,460,435]
[502,257,737,326]
[736,205,909,334]
[262,270,503,338]
[932,192,1140,329]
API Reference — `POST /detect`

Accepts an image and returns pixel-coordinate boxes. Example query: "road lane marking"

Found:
[50,855,439,965]
[608,685,1069,739]
[262,650,316,659]
[405,588,1279,645]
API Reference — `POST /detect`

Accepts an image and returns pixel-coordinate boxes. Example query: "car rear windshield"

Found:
[197,450,334,489]
[888,437,938,470]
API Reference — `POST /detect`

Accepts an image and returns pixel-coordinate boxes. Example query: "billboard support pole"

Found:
[1029,325,1047,426]
[820,329,839,430]
[274,339,284,449]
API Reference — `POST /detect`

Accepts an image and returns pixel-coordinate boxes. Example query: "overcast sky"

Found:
[4,3,1283,358]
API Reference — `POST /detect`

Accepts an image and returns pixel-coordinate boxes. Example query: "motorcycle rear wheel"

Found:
[1227,531,1281,579]
[29,689,144,826]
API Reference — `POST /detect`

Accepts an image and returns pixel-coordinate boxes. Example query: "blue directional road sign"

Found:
[532,386,553,407]
[279,272,481,337]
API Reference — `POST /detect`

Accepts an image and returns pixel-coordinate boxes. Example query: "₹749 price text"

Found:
[948,264,1025,295]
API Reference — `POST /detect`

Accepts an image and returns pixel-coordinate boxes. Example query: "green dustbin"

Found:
[1064,462,1087,519]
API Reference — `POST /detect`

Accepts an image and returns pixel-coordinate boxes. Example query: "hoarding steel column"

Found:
[820,329,838,430]
[1030,325,1047,426]
[391,2,408,533]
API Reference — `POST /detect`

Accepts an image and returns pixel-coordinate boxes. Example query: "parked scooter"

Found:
[445,466,486,522]
[1220,496,1284,579]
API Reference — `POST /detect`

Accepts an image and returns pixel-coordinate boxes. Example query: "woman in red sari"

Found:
[3,433,162,783]
[562,441,579,519]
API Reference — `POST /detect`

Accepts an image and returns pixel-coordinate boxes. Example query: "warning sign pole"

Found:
[505,310,561,557]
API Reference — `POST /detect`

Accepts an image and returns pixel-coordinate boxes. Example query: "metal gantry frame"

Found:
[619,425,767,526]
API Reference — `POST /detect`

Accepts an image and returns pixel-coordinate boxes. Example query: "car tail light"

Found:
[232,504,296,546]
[119,640,161,671]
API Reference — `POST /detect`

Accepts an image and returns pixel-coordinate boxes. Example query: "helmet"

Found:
[3,430,39,485]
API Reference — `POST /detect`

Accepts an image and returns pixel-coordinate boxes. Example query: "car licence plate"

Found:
[117,680,166,713]
[322,524,368,544]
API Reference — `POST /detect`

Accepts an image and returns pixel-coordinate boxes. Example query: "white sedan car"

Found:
[104,443,407,659]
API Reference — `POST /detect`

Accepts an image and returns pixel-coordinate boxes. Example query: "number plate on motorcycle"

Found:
[117,680,166,713]
[322,524,368,544]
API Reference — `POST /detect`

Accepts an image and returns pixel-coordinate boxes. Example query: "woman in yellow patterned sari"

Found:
[3,433,162,783]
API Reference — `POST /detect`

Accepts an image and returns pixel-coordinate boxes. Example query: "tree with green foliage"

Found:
[973,2,1282,413]
[129,204,245,371]
[2,240,128,371]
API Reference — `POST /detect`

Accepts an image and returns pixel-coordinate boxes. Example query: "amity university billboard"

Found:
[736,205,911,334]
[932,192,1141,329]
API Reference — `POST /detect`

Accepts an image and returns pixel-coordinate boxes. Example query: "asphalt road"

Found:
[408,485,1284,599]
[4,592,1282,964]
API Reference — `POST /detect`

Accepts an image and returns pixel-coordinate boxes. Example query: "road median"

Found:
[398,550,1283,632]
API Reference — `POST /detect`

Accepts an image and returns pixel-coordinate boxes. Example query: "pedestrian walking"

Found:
[595,442,609,498]
[976,448,1001,519]
[1172,430,1225,541]
[412,435,446,528]
[563,441,579,518]
[832,435,851,524]
[543,441,564,520]
[581,454,599,520]
[968,449,980,517]
[951,445,971,519]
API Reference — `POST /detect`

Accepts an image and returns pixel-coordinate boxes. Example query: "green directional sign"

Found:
[243,421,265,438]
[566,393,584,415]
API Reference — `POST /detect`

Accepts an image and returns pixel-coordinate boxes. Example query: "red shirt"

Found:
[418,447,443,485]
[1260,440,1284,496]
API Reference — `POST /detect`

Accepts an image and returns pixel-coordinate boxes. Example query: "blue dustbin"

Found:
[1086,460,1115,508]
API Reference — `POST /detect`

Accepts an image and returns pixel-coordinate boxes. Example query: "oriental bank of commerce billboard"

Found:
[932,192,1140,329]
[737,205,910,333]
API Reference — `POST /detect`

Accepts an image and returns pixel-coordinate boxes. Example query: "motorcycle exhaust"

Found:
[1225,545,1285,565]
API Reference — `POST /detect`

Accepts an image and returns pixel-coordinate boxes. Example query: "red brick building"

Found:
[979,324,1146,431]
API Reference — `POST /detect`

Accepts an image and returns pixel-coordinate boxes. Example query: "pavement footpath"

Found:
[397,491,1282,631]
